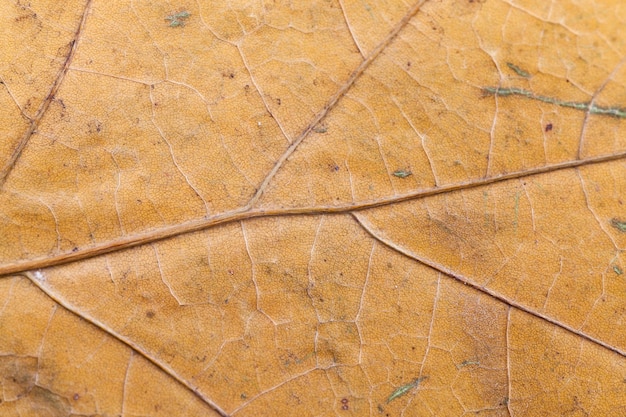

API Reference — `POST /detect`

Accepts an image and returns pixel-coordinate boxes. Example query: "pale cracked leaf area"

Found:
[1,0,626,416]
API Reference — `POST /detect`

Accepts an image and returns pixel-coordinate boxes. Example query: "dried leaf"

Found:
[2,1,626,416]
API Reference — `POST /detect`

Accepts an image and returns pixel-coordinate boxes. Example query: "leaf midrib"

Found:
[2,150,624,276]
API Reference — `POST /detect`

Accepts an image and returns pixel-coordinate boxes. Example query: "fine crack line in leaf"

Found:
[352,213,626,358]
[22,271,229,417]
[236,44,292,146]
[505,307,513,416]
[120,351,133,415]
[578,55,626,158]
[0,75,29,120]
[354,242,376,364]
[576,169,618,326]
[0,0,93,189]
[1,150,626,277]
[229,367,319,415]
[337,0,366,57]
[153,244,184,305]
[149,86,211,215]
[244,0,429,210]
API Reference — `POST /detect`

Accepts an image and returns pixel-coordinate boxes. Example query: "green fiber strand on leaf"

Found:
[387,377,427,403]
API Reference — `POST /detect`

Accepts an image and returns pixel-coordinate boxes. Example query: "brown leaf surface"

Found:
[2,0,626,415]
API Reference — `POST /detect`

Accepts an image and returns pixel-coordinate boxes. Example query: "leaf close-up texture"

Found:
[2,0,626,415]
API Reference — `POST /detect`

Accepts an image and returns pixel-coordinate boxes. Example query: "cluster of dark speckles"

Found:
[341,398,349,410]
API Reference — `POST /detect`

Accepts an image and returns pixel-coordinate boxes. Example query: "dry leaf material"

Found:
[3,1,626,415]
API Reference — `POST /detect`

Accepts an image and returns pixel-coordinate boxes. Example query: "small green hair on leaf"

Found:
[611,218,626,232]
[482,87,626,118]
[393,169,412,178]
[506,62,531,78]
[457,359,480,368]
[166,10,190,27]
[386,376,427,403]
